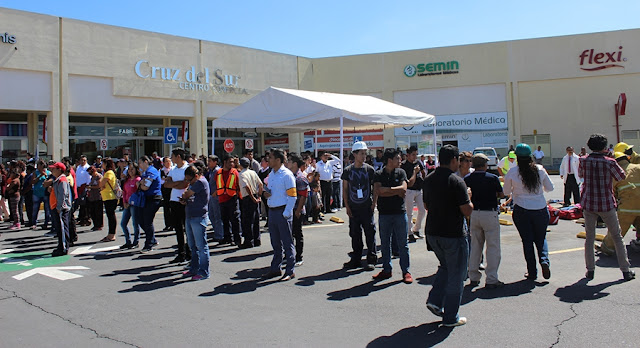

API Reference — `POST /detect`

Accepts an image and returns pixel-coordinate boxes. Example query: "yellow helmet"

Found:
[614,142,633,154]
[613,151,628,160]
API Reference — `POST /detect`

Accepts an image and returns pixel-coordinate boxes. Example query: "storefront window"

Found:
[69,139,99,162]
[69,125,105,137]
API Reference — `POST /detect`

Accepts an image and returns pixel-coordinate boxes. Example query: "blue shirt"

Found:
[267,166,296,208]
[33,170,51,197]
[141,166,162,197]
[186,177,209,218]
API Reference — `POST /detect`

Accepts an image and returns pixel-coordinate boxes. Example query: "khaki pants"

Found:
[469,210,501,284]
[584,209,630,272]
[404,189,426,234]
[602,212,640,251]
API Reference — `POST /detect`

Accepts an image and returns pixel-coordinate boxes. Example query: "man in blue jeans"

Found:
[31,160,51,231]
[423,145,473,327]
[373,148,412,284]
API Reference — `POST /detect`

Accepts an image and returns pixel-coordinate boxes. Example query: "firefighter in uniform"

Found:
[614,142,640,164]
[215,153,242,246]
[598,150,640,255]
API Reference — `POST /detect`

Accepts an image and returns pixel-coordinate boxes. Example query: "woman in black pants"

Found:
[99,158,118,242]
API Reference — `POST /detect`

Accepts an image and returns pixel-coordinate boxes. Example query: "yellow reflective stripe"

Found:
[286,187,297,197]
[619,209,640,214]
[228,174,235,189]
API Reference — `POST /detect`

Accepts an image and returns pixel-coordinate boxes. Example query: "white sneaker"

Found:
[443,317,467,327]
[295,260,304,267]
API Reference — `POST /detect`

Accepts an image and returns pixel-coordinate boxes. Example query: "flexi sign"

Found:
[579,46,626,71]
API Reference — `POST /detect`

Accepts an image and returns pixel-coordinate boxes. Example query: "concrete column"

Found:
[190,99,206,157]
[288,132,303,153]
[27,113,38,155]
[162,118,171,157]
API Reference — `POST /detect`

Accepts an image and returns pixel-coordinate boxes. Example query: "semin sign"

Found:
[1,32,16,44]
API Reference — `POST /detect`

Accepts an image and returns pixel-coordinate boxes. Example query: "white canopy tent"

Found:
[211,86,436,164]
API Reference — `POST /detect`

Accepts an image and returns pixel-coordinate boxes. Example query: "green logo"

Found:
[404,64,417,77]
[404,60,460,77]
[0,251,69,272]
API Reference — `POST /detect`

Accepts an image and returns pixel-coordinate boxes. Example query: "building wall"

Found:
[2,6,640,164]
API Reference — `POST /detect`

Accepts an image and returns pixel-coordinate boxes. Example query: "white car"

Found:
[473,147,499,169]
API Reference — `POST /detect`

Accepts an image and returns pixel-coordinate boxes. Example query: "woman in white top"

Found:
[504,143,554,281]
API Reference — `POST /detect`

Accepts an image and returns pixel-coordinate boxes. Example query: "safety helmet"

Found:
[614,142,634,154]
[352,141,368,152]
[614,151,628,160]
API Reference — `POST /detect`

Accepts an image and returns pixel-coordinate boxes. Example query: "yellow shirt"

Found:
[100,170,117,201]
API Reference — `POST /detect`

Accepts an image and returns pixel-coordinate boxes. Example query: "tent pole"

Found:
[432,121,438,166]
[211,121,215,156]
[340,116,344,209]
[314,130,318,158]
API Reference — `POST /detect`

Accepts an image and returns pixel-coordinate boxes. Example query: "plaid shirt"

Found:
[579,152,626,212]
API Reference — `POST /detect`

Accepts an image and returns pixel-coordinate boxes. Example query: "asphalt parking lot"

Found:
[1,175,639,347]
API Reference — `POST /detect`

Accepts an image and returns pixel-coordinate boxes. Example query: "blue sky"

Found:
[2,0,639,58]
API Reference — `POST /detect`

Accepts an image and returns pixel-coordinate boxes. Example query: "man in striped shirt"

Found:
[579,134,635,281]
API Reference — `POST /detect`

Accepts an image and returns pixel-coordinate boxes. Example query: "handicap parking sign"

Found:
[164,127,178,144]
[353,136,363,142]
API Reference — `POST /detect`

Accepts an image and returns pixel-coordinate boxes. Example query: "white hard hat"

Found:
[352,141,368,152]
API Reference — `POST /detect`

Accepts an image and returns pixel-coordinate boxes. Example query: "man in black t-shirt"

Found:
[342,142,377,271]
[373,148,412,284]
[464,154,505,289]
[423,145,473,327]
[400,146,426,242]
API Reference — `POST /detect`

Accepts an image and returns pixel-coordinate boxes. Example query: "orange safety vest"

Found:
[215,168,240,198]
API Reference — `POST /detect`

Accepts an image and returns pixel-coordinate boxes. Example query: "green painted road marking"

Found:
[0,251,69,272]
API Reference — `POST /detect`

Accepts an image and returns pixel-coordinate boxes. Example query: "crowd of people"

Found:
[2,134,639,327]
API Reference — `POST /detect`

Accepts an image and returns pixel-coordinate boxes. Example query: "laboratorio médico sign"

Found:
[134,60,249,95]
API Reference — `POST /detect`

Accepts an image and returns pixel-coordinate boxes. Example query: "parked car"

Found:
[473,147,499,170]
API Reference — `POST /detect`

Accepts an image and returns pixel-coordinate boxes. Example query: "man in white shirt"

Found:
[75,155,92,226]
[559,146,581,206]
[331,157,342,212]
[164,148,190,263]
[238,157,263,248]
[316,152,340,214]
[533,146,545,165]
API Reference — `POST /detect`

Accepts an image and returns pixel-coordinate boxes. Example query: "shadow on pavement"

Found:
[222,251,272,263]
[595,246,640,268]
[295,268,365,287]
[327,280,402,301]
[415,274,436,286]
[461,279,541,305]
[367,321,452,348]
[102,263,192,293]
[554,278,624,303]
[199,266,277,297]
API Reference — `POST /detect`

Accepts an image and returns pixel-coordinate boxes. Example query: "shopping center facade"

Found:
[1,7,639,168]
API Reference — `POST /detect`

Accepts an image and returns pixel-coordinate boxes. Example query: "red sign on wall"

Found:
[224,139,235,153]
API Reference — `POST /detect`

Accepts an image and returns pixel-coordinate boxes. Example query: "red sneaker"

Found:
[403,272,414,284]
[372,271,392,280]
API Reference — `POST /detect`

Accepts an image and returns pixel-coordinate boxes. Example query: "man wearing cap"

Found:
[614,142,640,164]
[238,157,263,249]
[560,146,582,206]
[316,152,340,214]
[598,150,640,256]
[93,155,103,174]
[49,162,72,256]
[497,151,517,177]
[342,141,377,271]
[400,146,427,243]
[287,153,308,266]
[464,153,505,288]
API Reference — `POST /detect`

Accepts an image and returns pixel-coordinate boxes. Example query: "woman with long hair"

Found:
[99,158,118,242]
[504,144,555,281]
[120,162,141,249]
